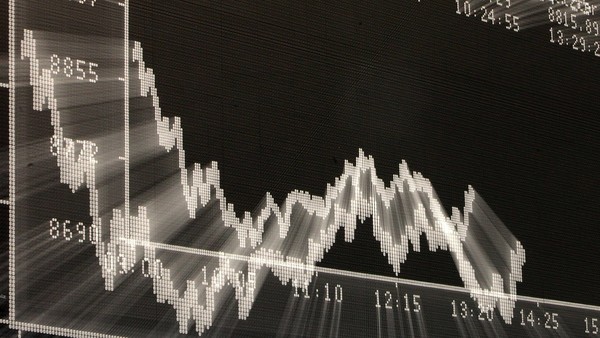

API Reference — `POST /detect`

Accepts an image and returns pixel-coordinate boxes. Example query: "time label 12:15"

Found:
[375,289,421,312]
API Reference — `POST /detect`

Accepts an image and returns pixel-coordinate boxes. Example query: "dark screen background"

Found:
[128,0,599,307]
[0,0,599,336]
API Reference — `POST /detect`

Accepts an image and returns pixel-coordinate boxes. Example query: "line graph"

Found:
[3,1,600,337]
[20,26,528,333]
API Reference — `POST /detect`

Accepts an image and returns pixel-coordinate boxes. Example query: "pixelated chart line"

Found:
[17,30,530,332]
[0,199,9,205]
[10,2,600,337]
[0,83,8,88]
[142,240,600,313]
[132,42,526,324]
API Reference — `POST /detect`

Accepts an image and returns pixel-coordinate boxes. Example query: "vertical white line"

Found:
[124,0,130,223]
[8,0,16,324]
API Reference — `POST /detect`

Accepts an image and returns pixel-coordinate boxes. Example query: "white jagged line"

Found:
[133,41,525,326]
[21,29,525,336]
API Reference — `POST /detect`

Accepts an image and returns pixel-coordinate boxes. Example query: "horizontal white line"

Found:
[3,238,600,337]
[0,319,125,338]
[517,295,600,312]
[145,241,600,312]
[0,83,9,88]
[0,199,10,205]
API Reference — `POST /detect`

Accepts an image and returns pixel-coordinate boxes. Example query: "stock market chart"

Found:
[0,1,599,337]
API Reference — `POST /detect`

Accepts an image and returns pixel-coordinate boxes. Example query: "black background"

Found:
[128,0,599,307]
[0,0,599,336]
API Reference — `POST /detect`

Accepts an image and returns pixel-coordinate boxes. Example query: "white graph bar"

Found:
[8,0,16,325]
[123,0,130,224]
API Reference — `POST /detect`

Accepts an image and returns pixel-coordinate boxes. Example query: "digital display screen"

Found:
[1,1,599,337]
